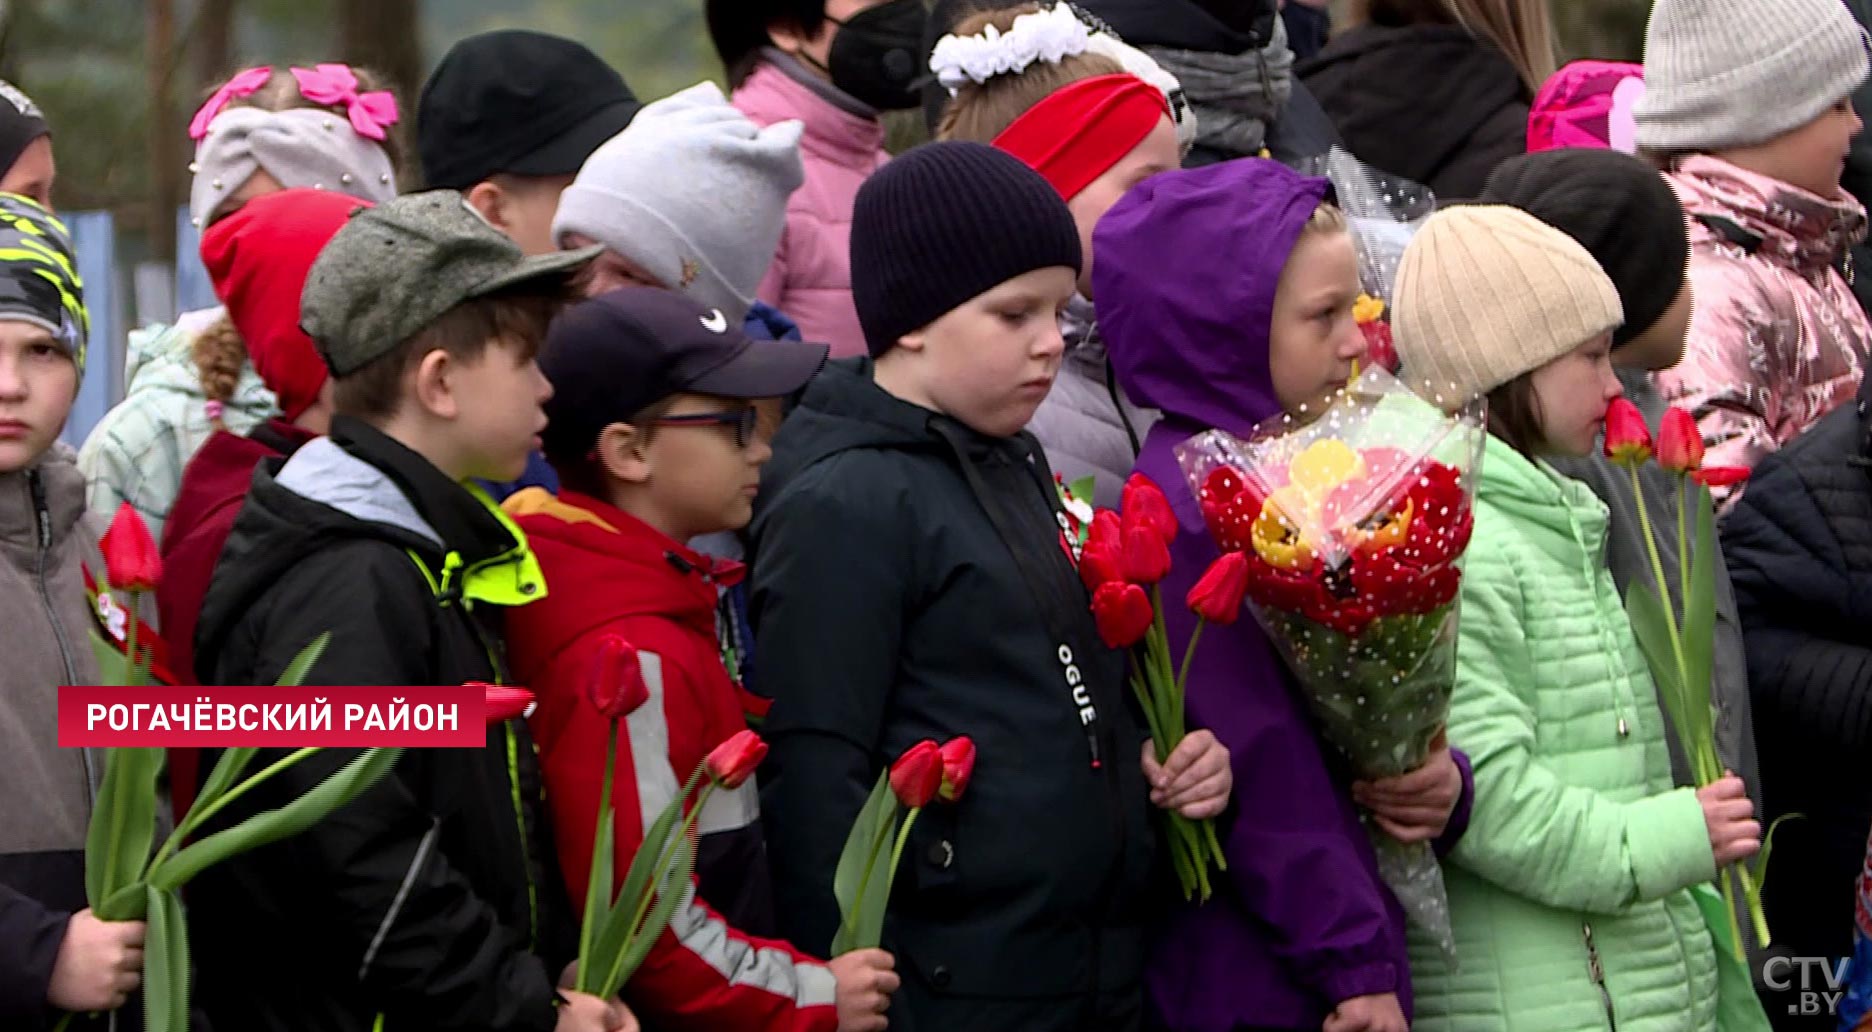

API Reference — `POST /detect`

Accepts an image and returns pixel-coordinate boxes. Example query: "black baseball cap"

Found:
[539,286,830,462]
[418,30,642,191]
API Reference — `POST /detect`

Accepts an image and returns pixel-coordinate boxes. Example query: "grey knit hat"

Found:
[1634,0,1871,153]
[301,189,598,375]
[551,81,803,323]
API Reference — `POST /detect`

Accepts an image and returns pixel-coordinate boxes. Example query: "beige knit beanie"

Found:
[1633,0,1870,153]
[1393,205,1624,406]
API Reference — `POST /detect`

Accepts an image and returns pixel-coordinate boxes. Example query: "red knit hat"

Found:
[199,188,367,420]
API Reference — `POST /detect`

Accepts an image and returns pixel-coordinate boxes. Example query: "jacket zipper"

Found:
[1584,922,1618,1031]
[29,470,93,810]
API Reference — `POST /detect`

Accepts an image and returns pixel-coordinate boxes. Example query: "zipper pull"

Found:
[27,469,50,549]
[1086,728,1102,770]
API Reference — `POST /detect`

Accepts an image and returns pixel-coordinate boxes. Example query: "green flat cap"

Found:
[301,189,599,375]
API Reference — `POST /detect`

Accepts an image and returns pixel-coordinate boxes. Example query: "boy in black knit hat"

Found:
[746,140,1232,1032]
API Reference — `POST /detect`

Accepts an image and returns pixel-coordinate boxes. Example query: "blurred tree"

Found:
[341,0,423,108]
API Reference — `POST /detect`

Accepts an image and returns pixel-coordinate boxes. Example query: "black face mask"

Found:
[822,0,930,111]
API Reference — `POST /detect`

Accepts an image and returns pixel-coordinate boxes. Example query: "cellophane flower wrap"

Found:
[1297,148,1433,375]
[1174,366,1484,957]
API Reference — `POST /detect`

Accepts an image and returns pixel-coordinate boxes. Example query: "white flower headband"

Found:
[930,3,1092,94]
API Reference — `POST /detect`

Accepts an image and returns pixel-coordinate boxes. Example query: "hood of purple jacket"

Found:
[1093,157,1330,439]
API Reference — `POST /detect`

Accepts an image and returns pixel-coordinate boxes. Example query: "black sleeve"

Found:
[0,881,66,1024]
[749,466,912,956]
[222,546,559,1031]
[1723,459,1872,760]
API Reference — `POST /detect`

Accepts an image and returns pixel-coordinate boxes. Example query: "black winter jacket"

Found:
[1722,380,1872,973]
[188,417,573,1032]
[1299,23,1528,200]
[747,360,1159,1032]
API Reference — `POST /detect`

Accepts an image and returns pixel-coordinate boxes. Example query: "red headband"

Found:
[992,74,1171,201]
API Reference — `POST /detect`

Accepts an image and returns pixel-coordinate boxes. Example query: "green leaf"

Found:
[274,633,332,687]
[85,747,164,913]
[88,628,128,685]
[1624,583,1690,736]
[187,748,259,833]
[580,808,615,975]
[1682,491,1719,748]
[141,884,190,1032]
[831,771,900,955]
[1751,812,1802,891]
[851,808,916,952]
[588,781,691,990]
[1068,476,1096,507]
[605,835,697,997]
[149,747,403,891]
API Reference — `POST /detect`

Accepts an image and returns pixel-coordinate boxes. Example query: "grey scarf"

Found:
[1144,16,1294,158]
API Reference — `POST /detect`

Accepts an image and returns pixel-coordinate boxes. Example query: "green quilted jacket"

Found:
[1409,435,1750,1032]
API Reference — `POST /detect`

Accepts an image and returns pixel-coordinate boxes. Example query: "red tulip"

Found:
[1690,466,1750,489]
[588,636,650,720]
[101,502,161,592]
[889,740,944,808]
[477,683,536,724]
[1187,552,1250,625]
[1603,397,1654,468]
[1091,581,1154,648]
[937,737,976,803]
[1078,542,1125,592]
[1121,474,1179,545]
[706,729,768,789]
[1086,509,1123,554]
[1656,407,1705,473]
[1121,524,1173,585]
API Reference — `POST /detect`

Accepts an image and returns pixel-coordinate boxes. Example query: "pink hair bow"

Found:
[189,66,274,140]
[290,63,400,141]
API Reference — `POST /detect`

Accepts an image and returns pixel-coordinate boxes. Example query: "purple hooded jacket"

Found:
[1092,159,1474,1031]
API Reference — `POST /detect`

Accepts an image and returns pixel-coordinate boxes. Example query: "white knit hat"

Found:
[1393,206,1624,406]
[1633,0,1871,153]
[551,81,804,321]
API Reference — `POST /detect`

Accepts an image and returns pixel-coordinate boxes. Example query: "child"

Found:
[1480,147,1761,819]
[1526,60,1645,154]
[704,0,911,356]
[1720,366,1872,1003]
[1634,0,1872,493]
[0,195,147,1030]
[749,141,1230,1031]
[1843,826,1872,1032]
[418,30,640,256]
[503,287,903,1031]
[930,2,1184,507]
[79,63,402,544]
[0,79,52,208]
[1094,157,1471,1032]
[184,192,632,1032]
[1390,205,1765,1031]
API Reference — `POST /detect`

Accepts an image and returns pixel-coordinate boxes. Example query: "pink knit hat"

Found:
[1527,61,1645,154]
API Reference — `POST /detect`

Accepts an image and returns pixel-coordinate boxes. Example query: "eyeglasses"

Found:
[652,407,762,450]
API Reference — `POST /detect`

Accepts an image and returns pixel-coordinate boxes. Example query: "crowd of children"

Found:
[7,0,1872,1029]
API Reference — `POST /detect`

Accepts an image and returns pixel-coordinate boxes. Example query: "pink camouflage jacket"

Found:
[1655,155,1872,501]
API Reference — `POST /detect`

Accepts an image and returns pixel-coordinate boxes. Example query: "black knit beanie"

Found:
[1480,149,1689,349]
[851,140,1083,358]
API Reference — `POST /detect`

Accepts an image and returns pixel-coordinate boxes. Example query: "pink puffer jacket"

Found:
[1656,155,1872,499]
[734,57,889,358]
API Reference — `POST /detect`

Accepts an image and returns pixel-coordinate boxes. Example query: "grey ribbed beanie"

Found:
[1393,206,1624,407]
[1634,0,1870,153]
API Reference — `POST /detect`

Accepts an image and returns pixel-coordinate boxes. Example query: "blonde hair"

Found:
[200,66,407,175]
[1367,0,1557,94]
[934,4,1124,143]
[191,314,248,429]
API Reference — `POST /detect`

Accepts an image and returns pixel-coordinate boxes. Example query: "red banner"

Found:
[58,685,493,747]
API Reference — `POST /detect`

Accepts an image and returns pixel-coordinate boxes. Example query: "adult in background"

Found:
[0,80,53,209]
[1300,0,1556,199]
[705,0,924,357]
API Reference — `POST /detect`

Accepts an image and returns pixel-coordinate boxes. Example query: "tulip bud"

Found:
[937,737,976,803]
[476,683,536,724]
[1087,509,1123,555]
[1602,397,1654,468]
[1656,407,1705,473]
[889,740,944,808]
[1078,542,1124,592]
[706,729,768,789]
[101,502,161,593]
[1091,581,1154,648]
[588,636,651,720]
[1690,466,1750,489]
[1121,474,1179,545]
[1186,552,1251,625]
[1122,525,1173,585]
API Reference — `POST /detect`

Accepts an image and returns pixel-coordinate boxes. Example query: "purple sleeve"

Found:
[1145,440,1400,1005]
[1434,748,1476,859]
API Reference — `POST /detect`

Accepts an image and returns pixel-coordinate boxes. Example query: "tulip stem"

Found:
[151,746,320,876]
[887,807,922,904]
[1676,475,1691,618]
[1629,466,1692,730]
[124,590,141,688]
[1174,619,1206,732]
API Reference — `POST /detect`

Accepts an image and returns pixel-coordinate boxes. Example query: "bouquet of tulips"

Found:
[831,737,975,953]
[573,635,772,998]
[65,504,405,1032]
[1601,399,1782,960]
[1173,367,1485,954]
[1080,475,1232,902]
